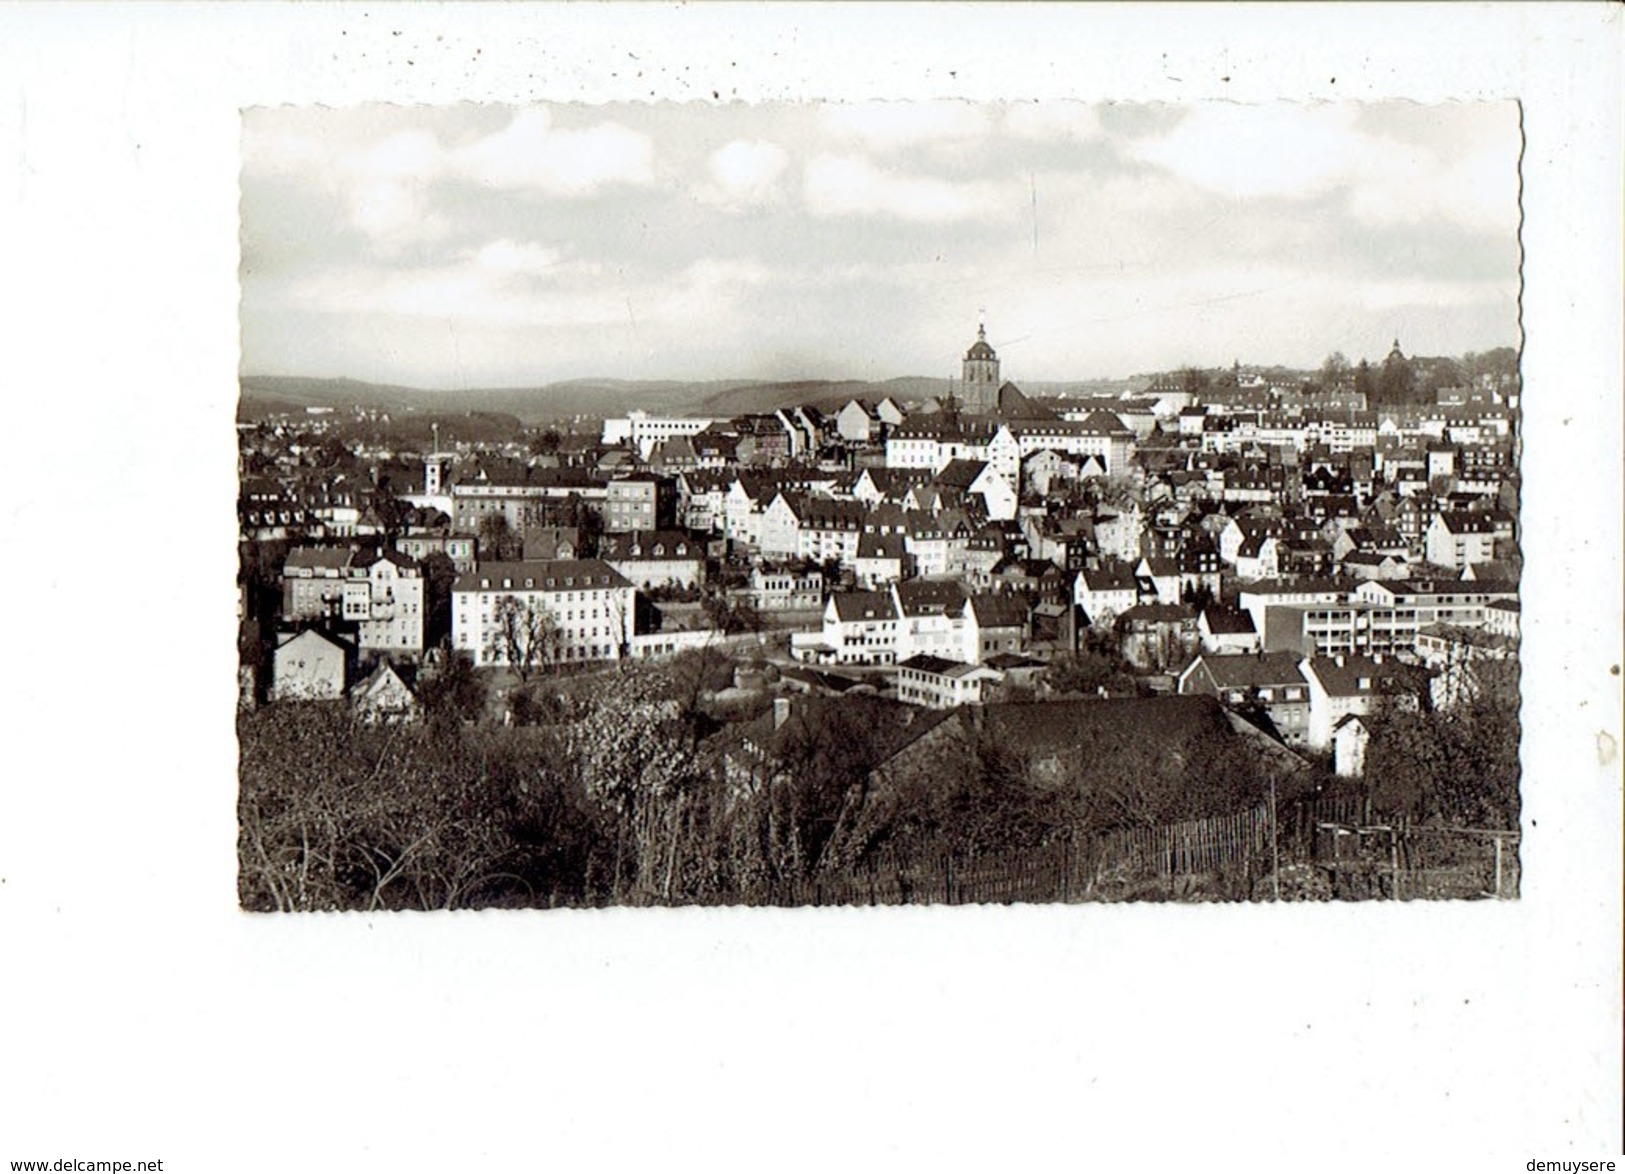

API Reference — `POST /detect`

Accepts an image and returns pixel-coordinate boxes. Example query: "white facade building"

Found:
[451,559,636,668]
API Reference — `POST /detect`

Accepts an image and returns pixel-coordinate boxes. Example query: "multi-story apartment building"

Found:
[598,530,704,591]
[749,566,823,611]
[452,467,606,535]
[818,590,900,665]
[451,559,636,668]
[281,546,425,655]
[1261,602,1419,658]
[1424,510,1515,570]
[1351,577,1518,628]
[605,475,677,534]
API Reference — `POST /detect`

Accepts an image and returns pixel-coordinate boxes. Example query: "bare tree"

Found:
[486,594,553,681]
[1321,351,1350,390]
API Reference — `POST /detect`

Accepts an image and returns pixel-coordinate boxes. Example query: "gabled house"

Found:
[893,579,972,663]
[1133,556,1182,605]
[1299,653,1427,750]
[933,458,1017,521]
[1340,550,1409,581]
[1092,507,1142,562]
[1074,559,1139,626]
[521,524,581,563]
[1115,603,1199,672]
[271,628,352,702]
[903,510,971,578]
[351,661,419,723]
[854,532,913,589]
[874,397,907,427]
[1332,525,1408,563]
[966,593,1029,663]
[1234,532,1282,581]
[1177,651,1310,746]
[1331,715,1371,777]
[820,590,901,665]
[834,399,879,444]
[676,469,731,533]
[795,498,867,567]
[894,655,1004,709]
[1219,513,1285,566]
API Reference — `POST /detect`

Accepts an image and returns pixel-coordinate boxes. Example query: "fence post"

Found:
[1389,828,1400,901]
[1494,835,1504,899]
[1270,778,1280,901]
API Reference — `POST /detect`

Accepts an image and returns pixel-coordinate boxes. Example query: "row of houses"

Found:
[793,579,1031,668]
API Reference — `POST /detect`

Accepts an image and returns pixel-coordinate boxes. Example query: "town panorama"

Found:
[237,328,1522,909]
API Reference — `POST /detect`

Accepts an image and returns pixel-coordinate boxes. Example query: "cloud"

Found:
[1130,103,1518,234]
[1003,103,1104,143]
[1350,275,1508,312]
[342,130,450,245]
[356,129,442,181]
[1346,139,1518,234]
[702,139,790,206]
[804,154,1003,223]
[820,102,991,149]
[450,108,655,194]
[241,103,1523,386]
[1131,105,1366,199]
[473,239,565,276]
[347,178,434,241]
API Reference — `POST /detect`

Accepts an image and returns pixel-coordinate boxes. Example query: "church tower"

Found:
[961,323,1000,415]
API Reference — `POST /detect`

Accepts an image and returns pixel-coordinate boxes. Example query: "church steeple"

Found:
[961,322,1000,415]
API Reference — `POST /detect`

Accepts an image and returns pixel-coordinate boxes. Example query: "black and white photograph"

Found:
[3,5,1620,1172]
[239,100,1525,909]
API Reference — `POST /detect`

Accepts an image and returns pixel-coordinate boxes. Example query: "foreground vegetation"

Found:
[238,651,1520,910]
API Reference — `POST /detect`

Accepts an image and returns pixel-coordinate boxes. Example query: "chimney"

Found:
[773,696,792,730]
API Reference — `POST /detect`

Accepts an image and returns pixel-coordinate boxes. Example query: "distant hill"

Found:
[239,375,753,426]
[695,376,953,416]
[335,412,524,447]
[239,372,1151,428]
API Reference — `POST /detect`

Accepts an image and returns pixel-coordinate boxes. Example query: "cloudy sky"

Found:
[241,101,1521,387]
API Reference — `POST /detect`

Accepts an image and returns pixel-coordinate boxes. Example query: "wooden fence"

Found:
[749,794,1518,906]
[768,802,1276,907]
[1309,819,1520,900]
